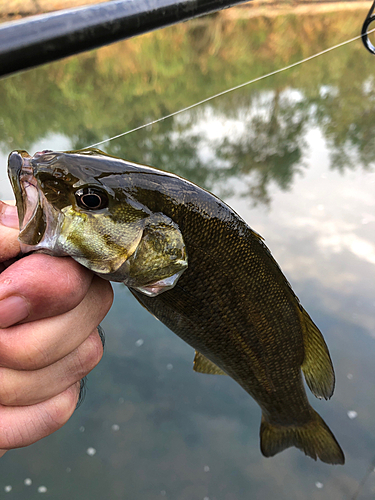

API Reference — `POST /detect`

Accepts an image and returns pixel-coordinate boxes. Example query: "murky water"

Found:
[1,7,375,499]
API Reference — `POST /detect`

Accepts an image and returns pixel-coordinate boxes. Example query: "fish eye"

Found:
[75,187,108,210]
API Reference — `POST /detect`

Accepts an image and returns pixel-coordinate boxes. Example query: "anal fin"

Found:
[299,307,335,400]
[193,351,227,375]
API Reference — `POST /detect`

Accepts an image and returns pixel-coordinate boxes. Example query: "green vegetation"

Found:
[0,10,373,204]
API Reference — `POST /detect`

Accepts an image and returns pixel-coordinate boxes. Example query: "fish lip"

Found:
[7,151,38,235]
[19,161,40,236]
[7,151,63,254]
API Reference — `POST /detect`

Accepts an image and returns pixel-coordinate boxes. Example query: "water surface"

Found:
[0,8,375,499]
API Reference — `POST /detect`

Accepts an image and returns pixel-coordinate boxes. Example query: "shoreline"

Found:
[224,0,371,17]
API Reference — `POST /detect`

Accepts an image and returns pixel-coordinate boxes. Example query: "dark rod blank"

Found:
[0,0,248,78]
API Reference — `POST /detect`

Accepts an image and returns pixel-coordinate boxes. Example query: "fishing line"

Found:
[87,28,375,149]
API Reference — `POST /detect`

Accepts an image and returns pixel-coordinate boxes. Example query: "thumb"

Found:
[0,201,18,229]
[0,201,20,263]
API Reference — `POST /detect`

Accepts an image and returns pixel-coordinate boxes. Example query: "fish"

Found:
[7,148,345,465]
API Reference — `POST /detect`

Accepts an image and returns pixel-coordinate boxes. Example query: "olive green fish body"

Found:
[125,172,343,463]
[7,149,344,464]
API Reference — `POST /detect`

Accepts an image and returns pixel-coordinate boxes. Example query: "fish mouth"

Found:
[7,151,63,254]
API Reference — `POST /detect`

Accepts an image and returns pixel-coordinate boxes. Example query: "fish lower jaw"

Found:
[18,211,66,256]
[19,241,68,257]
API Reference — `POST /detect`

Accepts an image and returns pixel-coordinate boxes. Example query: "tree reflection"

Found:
[313,75,375,172]
[215,89,308,205]
[0,10,374,206]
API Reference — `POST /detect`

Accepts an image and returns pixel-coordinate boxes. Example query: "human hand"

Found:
[0,201,113,456]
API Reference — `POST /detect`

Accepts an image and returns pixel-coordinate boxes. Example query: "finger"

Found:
[0,200,17,228]
[0,275,113,370]
[0,201,20,263]
[0,329,103,406]
[0,253,96,327]
[0,383,80,450]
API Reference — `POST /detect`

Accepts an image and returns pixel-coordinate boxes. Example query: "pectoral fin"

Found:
[193,351,227,375]
[300,307,335,400]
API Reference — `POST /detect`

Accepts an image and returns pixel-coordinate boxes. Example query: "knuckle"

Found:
[93,278,114,315]
[75,332,103,378]
[45,389,78,428]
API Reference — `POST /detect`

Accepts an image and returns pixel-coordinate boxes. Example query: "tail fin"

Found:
[260,410,345,465]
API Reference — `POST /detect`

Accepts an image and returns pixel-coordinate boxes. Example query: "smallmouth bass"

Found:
[7,148,344,465]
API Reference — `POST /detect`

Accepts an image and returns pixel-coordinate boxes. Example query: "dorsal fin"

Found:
[300,307,335,400]
[193,351,227,375]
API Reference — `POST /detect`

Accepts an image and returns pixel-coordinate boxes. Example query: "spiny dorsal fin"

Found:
[300,307,335,400]
[193,351,227,375]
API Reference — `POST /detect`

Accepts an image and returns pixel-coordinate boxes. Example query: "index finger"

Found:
[0,253,95,327]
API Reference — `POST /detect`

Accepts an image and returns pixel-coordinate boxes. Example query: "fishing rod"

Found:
[0,0,249,78]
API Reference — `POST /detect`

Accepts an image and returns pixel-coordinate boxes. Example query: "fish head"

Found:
[7,149,188,295]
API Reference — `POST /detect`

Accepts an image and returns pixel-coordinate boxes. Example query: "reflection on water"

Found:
[1,7,375,500]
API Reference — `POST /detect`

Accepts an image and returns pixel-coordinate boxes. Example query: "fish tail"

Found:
[260,410,345,465]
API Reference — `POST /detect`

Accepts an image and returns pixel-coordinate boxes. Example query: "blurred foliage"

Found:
[0,9,374,205]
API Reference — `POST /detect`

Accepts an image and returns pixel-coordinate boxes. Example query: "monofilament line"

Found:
[87,28,375,149]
